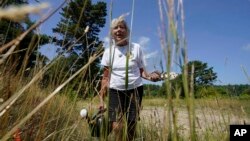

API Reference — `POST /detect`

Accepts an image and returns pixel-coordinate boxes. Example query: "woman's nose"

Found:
[117,27,122,31]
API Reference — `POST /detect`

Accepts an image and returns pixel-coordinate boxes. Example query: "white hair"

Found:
[110,14,130,36]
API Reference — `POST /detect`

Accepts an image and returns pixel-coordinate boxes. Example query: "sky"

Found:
[32,0,250,85]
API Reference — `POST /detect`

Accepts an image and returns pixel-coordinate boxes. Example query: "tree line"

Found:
[144,60,249,98]
[145,83,250,98]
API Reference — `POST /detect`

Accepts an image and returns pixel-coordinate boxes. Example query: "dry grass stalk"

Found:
[1,50,103,141]
[241,65,250,83]
[0,0,68,113]
[0,24,90,118]
[0,1,67,63]
[0,3,49,22]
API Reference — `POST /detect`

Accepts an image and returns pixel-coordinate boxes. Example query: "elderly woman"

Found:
[99,15,161,140]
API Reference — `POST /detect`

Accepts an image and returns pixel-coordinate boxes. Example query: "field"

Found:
[1,0,250,141]
[1,92,249,140]
[140,98,250,140]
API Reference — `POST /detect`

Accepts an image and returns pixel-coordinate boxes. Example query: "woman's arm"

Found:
[140,68,161,82]
[99,66,109,108]
[140,68,150,80]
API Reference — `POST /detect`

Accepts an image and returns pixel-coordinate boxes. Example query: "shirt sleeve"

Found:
[101,48,110,66]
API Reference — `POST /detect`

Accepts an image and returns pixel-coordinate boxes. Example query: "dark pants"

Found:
[108,86,143,140]
[108,86,143,122]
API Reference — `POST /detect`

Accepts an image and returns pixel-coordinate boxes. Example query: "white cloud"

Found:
[138,36,150,48]
[242,44,250,51]
[103,36,110,48]
[136,36,160,67]
[144,50,159,68]
[144,51,158,59]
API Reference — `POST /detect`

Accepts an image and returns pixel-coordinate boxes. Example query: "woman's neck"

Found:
[115,40,128,47]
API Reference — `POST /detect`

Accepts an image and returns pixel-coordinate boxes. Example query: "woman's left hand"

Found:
[148,71,162,82]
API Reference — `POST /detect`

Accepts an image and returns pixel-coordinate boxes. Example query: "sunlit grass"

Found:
[0,0,250,141]
[139,97,249,141]
[0,74,249,140]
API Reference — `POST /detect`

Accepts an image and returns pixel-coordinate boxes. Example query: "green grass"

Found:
[139,97,250,141]
[1,79,249,141]
[1,1,250,141]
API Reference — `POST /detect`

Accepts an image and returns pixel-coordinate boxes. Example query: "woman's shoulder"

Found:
[103,44,115,51]
[131,42,140,47]
[130,42,142,51]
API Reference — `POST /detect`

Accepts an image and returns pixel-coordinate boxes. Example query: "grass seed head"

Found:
[0,3,50,22]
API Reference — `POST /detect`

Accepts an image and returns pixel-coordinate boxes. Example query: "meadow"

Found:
[1,0,250,141]
[1,85,249,141]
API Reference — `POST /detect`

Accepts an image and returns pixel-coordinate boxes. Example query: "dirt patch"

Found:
[139,106,249,137]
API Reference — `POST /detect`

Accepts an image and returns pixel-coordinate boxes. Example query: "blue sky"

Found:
[34,0,250,85]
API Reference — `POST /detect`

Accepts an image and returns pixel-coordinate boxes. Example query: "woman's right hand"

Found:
[99,66,109,110]
[99,96,105,110]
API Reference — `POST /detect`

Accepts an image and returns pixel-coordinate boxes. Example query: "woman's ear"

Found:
[125,28,130,38]
[110,29,115,38]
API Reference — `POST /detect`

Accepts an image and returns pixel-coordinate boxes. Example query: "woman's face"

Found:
[111,22,128,46]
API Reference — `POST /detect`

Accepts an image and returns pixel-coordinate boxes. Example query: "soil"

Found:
[139,106,249,137]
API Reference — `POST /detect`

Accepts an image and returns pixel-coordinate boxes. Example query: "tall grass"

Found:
[0,1,102,140]
[0,0,249,141]
[156,0,249,141]
[158,0,192,140]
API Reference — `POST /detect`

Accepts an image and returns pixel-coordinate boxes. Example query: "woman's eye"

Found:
[119,26,125,29]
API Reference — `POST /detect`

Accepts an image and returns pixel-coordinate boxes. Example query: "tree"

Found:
[50,0,107,96]
[183,60,217,98]
[241,87,250,98]
[186,60,217,86]
[0,0,27,7]
[0,1,50,74]
[160,60,217,98]
[0,1,50,99]
[159,75,183,98]
[144,84,161,97]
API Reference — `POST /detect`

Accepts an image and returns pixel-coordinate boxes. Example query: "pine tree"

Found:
[51,0,107,97]
[0,0,50,74]
[186,60,217,86]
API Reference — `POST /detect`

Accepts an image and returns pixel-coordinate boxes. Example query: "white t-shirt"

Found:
[101,43,145,90]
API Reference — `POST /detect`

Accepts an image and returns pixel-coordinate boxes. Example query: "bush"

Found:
[195,86,219,98]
